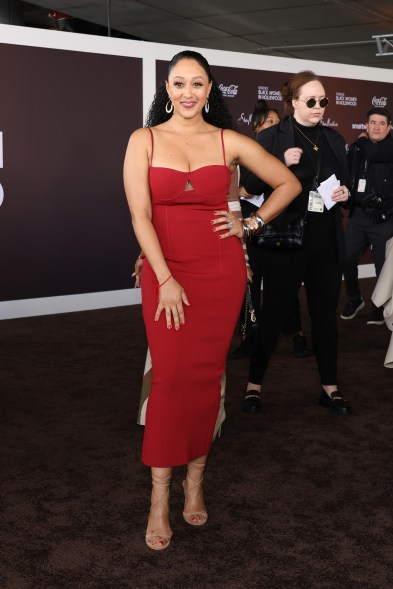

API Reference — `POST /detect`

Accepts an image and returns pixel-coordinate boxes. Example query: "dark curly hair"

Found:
[145,50,235,129]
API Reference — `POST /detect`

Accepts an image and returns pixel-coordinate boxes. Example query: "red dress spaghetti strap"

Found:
[141,129,246,467]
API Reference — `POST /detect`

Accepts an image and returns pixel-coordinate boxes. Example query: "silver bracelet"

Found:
[243,212,265,237]
[242,222,251,242]
[250,212,265,235]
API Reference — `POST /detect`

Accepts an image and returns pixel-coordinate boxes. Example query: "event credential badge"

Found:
[308,190,324,213]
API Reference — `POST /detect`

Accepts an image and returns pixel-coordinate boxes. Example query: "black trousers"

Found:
[343,206,393,306]
[249,225,342,386]
[241,200,302,337]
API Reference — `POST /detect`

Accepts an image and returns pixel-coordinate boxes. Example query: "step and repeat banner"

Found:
[1,29,392,316]
[0,42,142,303]
[157,61,393,145]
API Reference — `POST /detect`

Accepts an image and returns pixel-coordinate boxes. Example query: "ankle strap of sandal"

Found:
[187,461,205,473]
[150,474,171,510]
[186,461,206,486]
[151,473,171,487]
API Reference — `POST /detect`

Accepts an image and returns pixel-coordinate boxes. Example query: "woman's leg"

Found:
[145,466,173,550]
[304,242,341,386]
[183,455,208,526]
[281,295,302,335]
[304,236,351,415]
[243,244,311,416]
[281,294,309,358]
[246,249,306,391]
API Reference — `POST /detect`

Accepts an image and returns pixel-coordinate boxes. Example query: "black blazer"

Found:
[241,115,349,262]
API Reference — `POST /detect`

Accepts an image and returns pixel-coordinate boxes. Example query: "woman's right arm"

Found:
[242,129,301,194]
[123,128,189,329]
[231,131,302,224]
[212,131,301,241]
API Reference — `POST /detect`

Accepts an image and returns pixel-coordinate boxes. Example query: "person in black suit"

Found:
[340,107,393,325]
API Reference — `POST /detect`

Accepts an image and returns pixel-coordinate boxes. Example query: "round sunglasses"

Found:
[299,97,329,109]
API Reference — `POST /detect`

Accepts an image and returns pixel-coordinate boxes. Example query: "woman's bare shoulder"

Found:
[223,129,259,159]
[223,128,254,144]
[125,128,152,167]
[129,127,151,142]
[126,128,153,157]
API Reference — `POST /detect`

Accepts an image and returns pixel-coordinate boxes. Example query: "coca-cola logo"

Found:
[372,96,387,107]
[219,83,238,97]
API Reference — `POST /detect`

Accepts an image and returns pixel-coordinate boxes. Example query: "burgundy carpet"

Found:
[1,278,392,589]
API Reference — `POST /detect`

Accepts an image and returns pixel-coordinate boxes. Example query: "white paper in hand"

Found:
[317,174,340,210]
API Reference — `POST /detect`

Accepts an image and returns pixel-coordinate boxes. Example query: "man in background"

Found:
[341,107,393,324]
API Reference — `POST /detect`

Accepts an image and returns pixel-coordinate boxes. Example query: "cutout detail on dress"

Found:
[184,179,194,191]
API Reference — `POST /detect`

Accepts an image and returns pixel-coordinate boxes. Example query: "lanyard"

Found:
[294,125,323,189]
[312,148,323,190]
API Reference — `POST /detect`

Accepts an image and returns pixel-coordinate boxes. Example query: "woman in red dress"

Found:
[123,50,301,550]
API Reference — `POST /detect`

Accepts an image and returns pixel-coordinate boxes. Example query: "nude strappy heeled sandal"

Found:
[145,473,172,550]
[182,462,208,526]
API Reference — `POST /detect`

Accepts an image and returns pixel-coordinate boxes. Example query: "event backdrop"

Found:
[157,60,393,145]
[0,43,142,302]
[157,60,393,266]
[1,45,391,306]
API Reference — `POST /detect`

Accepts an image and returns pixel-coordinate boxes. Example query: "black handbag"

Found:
[257,216,305,249]
[241,284,261,359]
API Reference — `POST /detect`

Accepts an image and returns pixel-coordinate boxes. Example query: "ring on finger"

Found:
[227,221,233,230]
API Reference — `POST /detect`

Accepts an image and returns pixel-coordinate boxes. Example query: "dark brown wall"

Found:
[0,44,142,301]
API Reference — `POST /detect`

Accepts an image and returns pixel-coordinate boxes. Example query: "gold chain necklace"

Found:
[294,124,321,151]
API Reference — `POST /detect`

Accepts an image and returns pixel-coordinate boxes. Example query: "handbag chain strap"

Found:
[245,285,256,322]
[241,284,256,339]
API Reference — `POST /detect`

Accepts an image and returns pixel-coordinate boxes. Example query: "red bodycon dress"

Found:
[141,129,246,467]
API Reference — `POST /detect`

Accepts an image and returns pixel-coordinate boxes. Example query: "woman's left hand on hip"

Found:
[211,210,244,239]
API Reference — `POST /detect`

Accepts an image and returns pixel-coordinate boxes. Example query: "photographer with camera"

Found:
[341,107,393,325]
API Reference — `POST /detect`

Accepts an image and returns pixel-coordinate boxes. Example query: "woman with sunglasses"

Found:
[241,70,352,416]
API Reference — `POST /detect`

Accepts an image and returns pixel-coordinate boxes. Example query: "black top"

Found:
[292,120,338,232]
[240,114,349,261]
